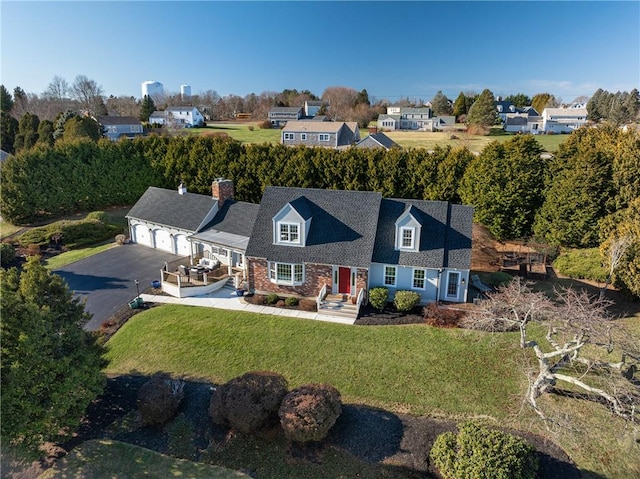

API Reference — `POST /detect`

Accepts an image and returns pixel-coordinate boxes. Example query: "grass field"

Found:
[39,439,249,479]
[103,305,640,478]
[198,122,567,153]
[0,220,23,240]
[43,242,116,270]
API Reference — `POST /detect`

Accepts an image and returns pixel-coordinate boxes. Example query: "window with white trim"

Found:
[269,262,304,285]
[384,266,397,286]
[319,133,330,141]
[279,223,299,243]
[401,227,414,249]
[446,271,460,297]
[413,269,425,289]
[301,133,307,140]
[283,132,295,140]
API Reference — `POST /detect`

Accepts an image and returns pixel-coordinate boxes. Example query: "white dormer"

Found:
[395,205,422,252]
[272,197,312,247]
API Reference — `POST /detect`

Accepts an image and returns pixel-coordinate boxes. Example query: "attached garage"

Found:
[153,229,173,252]
[132,224,151,247]
[174,234,191,256]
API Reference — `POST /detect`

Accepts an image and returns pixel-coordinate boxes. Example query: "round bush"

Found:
[430,422,538,479]
[209,371,288,434]
[368,287,389,310]
[284,296,299,306]
[0,243,16,266]
[279,383,342,443]
[393,290,421,312]
[137,374,185,426]
[265,293,279,305]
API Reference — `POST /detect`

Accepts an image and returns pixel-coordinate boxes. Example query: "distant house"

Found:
[542,107,588,133]
[281,121,360,149]
[149,106,205,128]
[377,107,438,131]
[97,116,144,141]
[304,101,323,117]
[268,107,304,127]
[356,132,400,150]
[503,113,543,134]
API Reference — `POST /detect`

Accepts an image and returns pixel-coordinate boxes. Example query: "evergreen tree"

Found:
[1,258,106,458]
[355,89,370,106]
[1,84,18,153]
[1,84,14,113]
[452,91,467,118]
[13,112,40,151]
[53,109,76,140]
[459,135,548,239]
[62,116,102,142]
[531,92,557,116]
[139,94,156,122]
[431,90,453,116]
[37,119,55,147]
[466,88,497,132]
[504,93,531,108]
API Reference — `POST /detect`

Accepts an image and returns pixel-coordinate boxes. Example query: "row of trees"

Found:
[1,126,638,295]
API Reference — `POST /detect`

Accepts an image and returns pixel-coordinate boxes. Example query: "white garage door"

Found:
[174,234,190,256]
[153,229,173,252]
[132,224,151,246]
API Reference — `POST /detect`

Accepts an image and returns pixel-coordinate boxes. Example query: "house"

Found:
[377,107,440,131]
[149,106,205,128]
[304,100,323,117]
[245,186,473,307]
[126,179,259,297]
[97,116,144,141]
[541,107,588,133]
[281,121,360,149]
[268,106,304,127]
[356,132,400,150]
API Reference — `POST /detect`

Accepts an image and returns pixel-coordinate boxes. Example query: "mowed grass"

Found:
[199,122,567,153]
[0,220,23,239]
[39,439,250,479]
[44,242,116,270]
[104,305,523,418]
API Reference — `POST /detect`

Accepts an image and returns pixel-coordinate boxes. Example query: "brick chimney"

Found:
[212,178,234,208]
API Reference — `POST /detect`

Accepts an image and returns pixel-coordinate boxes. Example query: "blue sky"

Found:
[2,1,638,103]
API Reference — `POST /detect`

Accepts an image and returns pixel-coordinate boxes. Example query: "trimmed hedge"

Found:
[209,371,288,434]
[393,290,421,312]
[368,287,389,311]
[137,374,185,426]
[430,422,538,479]
[279,383,342,443]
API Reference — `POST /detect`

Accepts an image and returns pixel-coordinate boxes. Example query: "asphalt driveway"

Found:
[55,244,182,331]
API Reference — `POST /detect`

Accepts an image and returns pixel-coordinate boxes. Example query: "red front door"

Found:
[338,267,351,294]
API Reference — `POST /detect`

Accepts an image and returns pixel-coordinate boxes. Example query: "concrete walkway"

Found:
[139,288,356,325]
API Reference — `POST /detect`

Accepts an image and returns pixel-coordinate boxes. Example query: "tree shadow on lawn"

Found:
[58,374,581,479]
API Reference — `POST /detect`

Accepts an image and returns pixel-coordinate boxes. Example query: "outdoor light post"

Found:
[135,279,140,299]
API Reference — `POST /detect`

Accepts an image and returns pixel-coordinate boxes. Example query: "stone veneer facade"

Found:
[248,258,369,298]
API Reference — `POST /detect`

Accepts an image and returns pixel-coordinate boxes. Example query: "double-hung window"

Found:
[301,133,307,140]
[401,227,414,249]
[413,269,425,289]
[279,223,299,243]
[319,133,330,141]
[384,266,397,286]
[283,132,295,141]
[269,262,304,285]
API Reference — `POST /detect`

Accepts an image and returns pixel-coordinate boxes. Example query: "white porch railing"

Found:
[355,288,365,316]
[316,284,327,310]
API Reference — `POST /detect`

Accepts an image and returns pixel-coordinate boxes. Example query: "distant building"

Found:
[141,81,164,101]
[149,106,205,128]
[97,116,144,141]
[180,85,191,101]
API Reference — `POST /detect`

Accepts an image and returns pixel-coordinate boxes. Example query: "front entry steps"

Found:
[317,293,359,321]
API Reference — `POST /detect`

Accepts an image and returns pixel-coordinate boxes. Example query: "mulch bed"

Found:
[50,375,578,479]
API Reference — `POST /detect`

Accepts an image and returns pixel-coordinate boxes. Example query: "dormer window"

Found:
[395,205,422,252]
[401,227,415,249]
[279,223,299,243]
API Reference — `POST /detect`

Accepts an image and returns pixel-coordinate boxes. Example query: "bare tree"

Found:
[43,75,70,100]
[321,86,358,121]
[464,277,639,423]
[70,75,105,115]
[600,235,634,299]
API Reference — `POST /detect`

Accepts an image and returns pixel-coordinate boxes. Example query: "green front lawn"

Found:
[44,243,116,270]
[104,305,523,418]
[39,439,249,479]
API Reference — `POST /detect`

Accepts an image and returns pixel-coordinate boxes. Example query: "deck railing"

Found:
[316,283,327,310]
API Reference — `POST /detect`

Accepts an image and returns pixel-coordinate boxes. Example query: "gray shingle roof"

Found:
[356,132,399,150]
[246,187,383,268]
[126,187,217,232]
[200,200,260,238]
[97,116,141,126]
[372,199,473,269]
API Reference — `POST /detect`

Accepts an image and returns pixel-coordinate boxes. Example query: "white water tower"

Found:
[180,84,191,101]
[141,81,164,100]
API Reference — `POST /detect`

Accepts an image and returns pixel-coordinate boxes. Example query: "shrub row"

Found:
[209,371,342,443]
